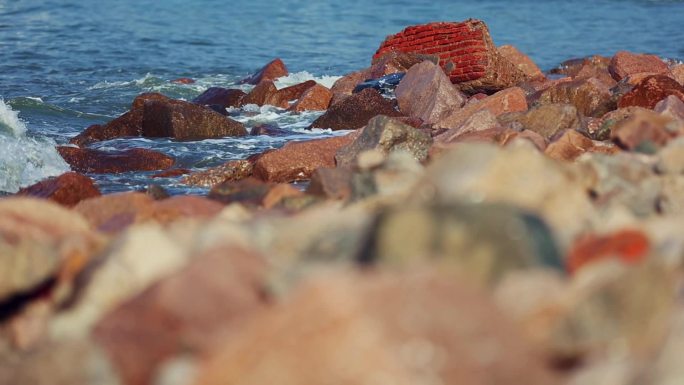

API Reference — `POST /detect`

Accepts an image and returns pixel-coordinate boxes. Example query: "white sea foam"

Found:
[0,100,70,193]
[274,71,341,90]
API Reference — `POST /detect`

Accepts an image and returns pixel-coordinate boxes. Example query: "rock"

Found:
[329,69,371,106]
[618,75,684,109]
[240,58,288,85]
[672,63,684,85]
[268,80,316,108]
[171,77,195,84]
[544,130,595,161]
[573,61,617,88]
[433,110,501,143]
[74,192,155,232]
[309,88,400,130]
[69,92,170,146]
[655,137,684,174]
[655,94,684,122]
[150,195,224,224]
[181,159,254,187]
[550,55,611,77]
[565,229,650,274]
[253,134,354,182]
[143,184,170,200]
[208,177,272,206]
[262,183,303,209]
[608,51,670,82]
[502,129,548,151]
[395,61,466,125]
[588,106,653,140]
[536,77,616,118]
[150,168,192,178]
[435,86,527,129]
[240,80,278,106]
[497,45,544,80]
[374,20,526,94]
[192,87,246,108]
[352,72,405,96]
[369,50,433,78]
[193,269,559,385]
[335,115,432,168]
[16,172,101,207]
[93,246,268,385]
[287,83,333,112]
[305,167,353,200]
[610,108,677,152]
[142,97,247,139]
[57,146,174,174]
[501,103,582,139]
[249,123,289,136]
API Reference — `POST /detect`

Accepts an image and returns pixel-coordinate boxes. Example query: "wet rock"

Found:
[501,103,581,139]
[395,61,466,125]
[435,86,527,129]
[309,88,400,130]
[335,115,432,168]
[192,87,246,108]
[93,246,268,385]
[329,68,371,106]
[288,83,333,112]
[16,172,101,207]
[171,77,195,84]
[610,108,677,152]
[374,20,526,94]
[57,146,174,174]
[565,229,650,274]
[433,110,501,144]
[536,77,616,118]
[608,51,670,82]
[544,130,595,161]
[253,134,354,182]
[249,123,289,136]
[268,80,316,108]
[497,45,544,80]
[240,58,288,85]
[69,92,170,146]
[618,74,684,109]
[193,269,559,385]
[306,167,353,200]
[150,168,192,178]
[369,50,433,78]
[241,80,278,106]
[352,72,405,96]
[208,177,271,206]
[181,159,254,187]
[143,184,170,200]
[142,97,247,139]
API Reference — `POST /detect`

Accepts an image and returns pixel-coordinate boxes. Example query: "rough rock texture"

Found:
[550,55,611,78]
[395,61,466,125]
[181,159,254,187]
[672,63,684,86]
[253,134,355,182]
[309,88,400,130]
[208,177,272,206]
[336,115,432,168]
[142,97,247,139]
[497,45,544,80]
[374,20,526,93]
[17,172,101,207]
[329,69,371,106]
[500,103,581,139]
[287,83,333,112]
[241,80,278,106]
[57,146,174,174]
[544,130,595,161]
[240,58,288,85]
[193,269,559,385]
[192,87,246,108]
[610,108,678,151]
[306,167,353,200]
[435,86,527,129]
[434,110,502,143]
[618,75,684,109]
[655,94,684,122]
[369,51,433,79]
[536,77,616,118]
[267,80,316,108]
[608,51,670,82]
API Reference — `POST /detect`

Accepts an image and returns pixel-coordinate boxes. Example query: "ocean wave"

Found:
[274,71,341,89]
[0,98,27,136]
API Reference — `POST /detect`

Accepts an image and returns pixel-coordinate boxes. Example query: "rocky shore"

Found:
[3,19,684,384]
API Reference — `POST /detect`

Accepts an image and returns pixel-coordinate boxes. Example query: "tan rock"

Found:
[498,45,544,80]
[435,86,527,129]
[671,63,684,86]
[545,130,595,161]
[434,109,501,143]
[610,108,677,151]
[537,77,616,118]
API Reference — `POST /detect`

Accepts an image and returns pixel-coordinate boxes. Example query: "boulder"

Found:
[352,73,405,95]
[500,103,582,139]
[374,20,526,93]
[573,61,617,88]
[16,172,100,207]
[544,130,595,161]
[240,58,288,85]
[208,177,272,206]
[241,80,278,106]
[655,94,684,122]
[329,69,371,106]
[249,123,289,136]
[395,61,466,125]
[181,159,254,187]
[672,63,684,86]
[268,80,316,108]
[435,86,527,129]
[433,110,502,143]
[549,55,611,78]
[587,106,653,140]
[618,74,684,109]
[57,146,174,174]
[192,87,246,108]
[74,192,155,232]
[262,183,304,209]
[150,168,191,178]
[287,83,333,112]
[309,88,400,130]
[536,77,616,117]
[610,108,678,152]
[305,167,353,200]
[142,98,247,139]
[608,51,670,82]
[150,195,224,224]
[369,51,433,78]
[497,45,544,80]
[253,134,355,182]
[336,115,432,168]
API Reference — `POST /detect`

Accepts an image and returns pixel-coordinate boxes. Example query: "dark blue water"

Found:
[1,0,683,193]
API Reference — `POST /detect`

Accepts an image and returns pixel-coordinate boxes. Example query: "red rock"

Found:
[57,146,174,174]
[550,55,611,78]
[253,135,354,182]
[329,69,371,106]
[369,51,432,79]
[240,58,288,85]
[608,51,670,82]
[374,20,526,93]
[566,229,650,274]
[544,130,595,161]
[267,80,317,108]
[435,86,528,129]
[249,123,289,136]
[395,61,466,125]
[94,246,269,385]
[69,93,170,146]
[497,45,544,80]
[181,159,254,187]
[171,77,195,84]
[536,77,615,117]
[309,88,400,130]
[306,167,353,200]
[618,75,684,109]
[434,110,501,143]
[288,84,333,112]
[16,172,101,207]
[150,168,192,178]
[241,80,278,106]
[193,269,559,385]
[574,61,617,88]
[143,98,246,140]
[610,109,677,151]
[151,195,224,224]
[192,87,246,108]
[74,192,155,232]
[672,64,684,86]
